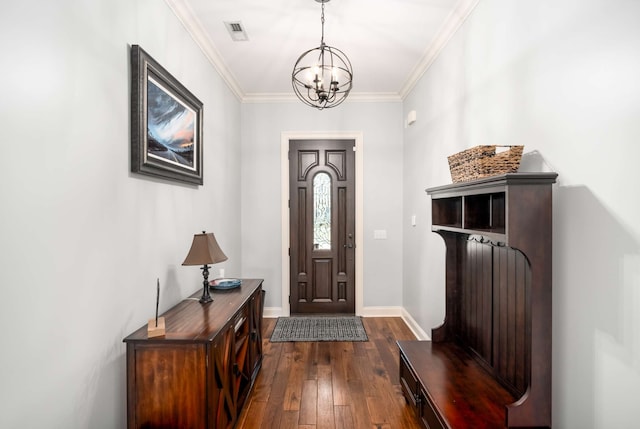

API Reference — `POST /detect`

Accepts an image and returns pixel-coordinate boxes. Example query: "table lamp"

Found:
[182,231,228,303]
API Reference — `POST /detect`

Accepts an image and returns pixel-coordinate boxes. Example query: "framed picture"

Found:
[130,45,203,185]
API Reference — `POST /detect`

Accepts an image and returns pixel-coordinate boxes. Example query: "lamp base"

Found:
[199,264,213,304]
[147,317,166,338]
[199,291,213,304]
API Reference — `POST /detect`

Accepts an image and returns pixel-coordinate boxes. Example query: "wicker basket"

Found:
[447,145,524,183]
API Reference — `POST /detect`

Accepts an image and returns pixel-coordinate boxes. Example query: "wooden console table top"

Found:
[124,278,263,343]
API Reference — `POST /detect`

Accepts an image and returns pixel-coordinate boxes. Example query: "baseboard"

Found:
[359,306,404,317]
[265,305,404,318]
[264,307,283,318]
[400,308,430,341]
[265,305,431,341]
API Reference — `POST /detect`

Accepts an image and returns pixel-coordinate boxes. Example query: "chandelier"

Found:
[291,0,353,110]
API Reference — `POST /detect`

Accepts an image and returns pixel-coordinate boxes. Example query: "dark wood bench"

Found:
[399,341,517,429]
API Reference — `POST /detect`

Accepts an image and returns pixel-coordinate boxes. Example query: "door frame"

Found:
[281,131,364,316]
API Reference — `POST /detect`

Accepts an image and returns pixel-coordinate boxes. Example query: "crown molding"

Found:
[346,92,403,103]
[241,93,296,104]
[399,0,480,99]
[242,91,402,104]
[164,0,244,101]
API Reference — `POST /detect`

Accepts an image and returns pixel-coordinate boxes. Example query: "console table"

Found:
[123,278,264,429]
[399,173,556,428]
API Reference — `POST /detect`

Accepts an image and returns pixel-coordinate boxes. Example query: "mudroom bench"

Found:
[399,173,557,428]
[398,340,517,428]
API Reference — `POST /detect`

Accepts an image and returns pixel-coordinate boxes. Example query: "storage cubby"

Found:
[491,192,506,231]
[431,197,462,228]
[464,192,505,233]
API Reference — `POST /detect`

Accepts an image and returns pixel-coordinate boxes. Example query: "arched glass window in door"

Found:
[313,172,331,250]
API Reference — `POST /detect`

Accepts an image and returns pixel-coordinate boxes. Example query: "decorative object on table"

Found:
[291,0,353,110]
[147,278,166,338]
[130,44,204,185]
[210,278,242,290]
[270,316,368,342]
[182,231,228,303]
[447,145,524,183]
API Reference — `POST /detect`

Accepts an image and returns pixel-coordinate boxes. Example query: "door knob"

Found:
[344,233,354,248]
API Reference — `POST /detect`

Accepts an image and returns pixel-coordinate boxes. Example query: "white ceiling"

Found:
[166,0,478,102]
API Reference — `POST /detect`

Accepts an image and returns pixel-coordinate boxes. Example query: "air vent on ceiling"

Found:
[224,21,249,41]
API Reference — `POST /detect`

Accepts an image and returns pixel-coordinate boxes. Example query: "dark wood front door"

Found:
[289,139,356,314]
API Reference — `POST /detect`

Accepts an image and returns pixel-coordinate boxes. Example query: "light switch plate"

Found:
[374,230,387,239]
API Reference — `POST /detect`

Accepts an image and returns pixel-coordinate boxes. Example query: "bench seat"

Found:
[398,340,517,429]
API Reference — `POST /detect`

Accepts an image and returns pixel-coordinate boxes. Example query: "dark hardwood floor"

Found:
[236,317,423,429]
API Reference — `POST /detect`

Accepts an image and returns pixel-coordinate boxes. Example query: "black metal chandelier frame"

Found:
[291,0,353,110]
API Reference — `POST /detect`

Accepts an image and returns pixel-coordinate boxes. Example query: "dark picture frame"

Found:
[130,45,203,185]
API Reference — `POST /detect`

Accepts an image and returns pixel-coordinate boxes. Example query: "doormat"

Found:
[270,316,368,342]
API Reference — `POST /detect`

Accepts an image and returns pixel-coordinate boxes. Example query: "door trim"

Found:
[281,131,364,316]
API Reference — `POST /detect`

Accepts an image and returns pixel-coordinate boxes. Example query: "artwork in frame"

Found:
[130,45,203,185]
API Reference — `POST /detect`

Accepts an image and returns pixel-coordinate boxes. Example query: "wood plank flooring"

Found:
[236,317,424,429]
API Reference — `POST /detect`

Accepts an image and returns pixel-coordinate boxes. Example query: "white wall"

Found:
[402,0,640,427]
[0,1,242,427]
[240,102,404,314]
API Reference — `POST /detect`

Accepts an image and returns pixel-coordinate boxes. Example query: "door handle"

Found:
[344,233,354,248]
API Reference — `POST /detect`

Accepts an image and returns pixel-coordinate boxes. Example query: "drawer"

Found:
[399,352,419,408]
[419,388,446,429]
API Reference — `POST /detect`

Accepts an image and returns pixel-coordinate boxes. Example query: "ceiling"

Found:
[166,0,478,102]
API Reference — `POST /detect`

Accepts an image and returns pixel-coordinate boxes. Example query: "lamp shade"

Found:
[182,232,228,266]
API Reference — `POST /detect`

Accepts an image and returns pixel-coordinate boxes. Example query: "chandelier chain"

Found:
[320,2,325,45]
